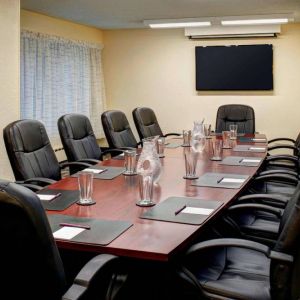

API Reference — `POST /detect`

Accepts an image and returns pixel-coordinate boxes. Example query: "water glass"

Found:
[183,149,199,179]
[229,124,238,140]
[136,174,155,207]
[157,137,165,158]
[77,171,95,205]
[182,130,191,147]
[123,149,137,175]
[211,139,223,161]
[222,131,231,149]
[204,124,212,139]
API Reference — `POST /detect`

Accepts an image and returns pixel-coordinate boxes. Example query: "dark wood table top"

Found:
[47,134,267,261]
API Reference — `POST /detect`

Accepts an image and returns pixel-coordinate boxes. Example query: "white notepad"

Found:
[221,178,246,183]
[249,147,266,151]
[181,207,214,215]
[53,227,86,240]
[37,194,58,201]
[242,159,261,163]
[252,138,266,142]
[82,168,106,174]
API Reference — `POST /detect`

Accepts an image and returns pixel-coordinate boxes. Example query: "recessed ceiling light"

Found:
[222,18,289,26]
[144,20,211,29]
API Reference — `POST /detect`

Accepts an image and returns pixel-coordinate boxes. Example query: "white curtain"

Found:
[20,30,106,145]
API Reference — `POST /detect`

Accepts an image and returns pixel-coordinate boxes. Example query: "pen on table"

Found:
[174,205,187,215]
[59,223,91,230]
[238,159,243,163]
[217,177,224,184]
[49,192,61,201]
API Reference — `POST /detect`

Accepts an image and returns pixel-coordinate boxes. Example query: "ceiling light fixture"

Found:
[144,19,211,29]
[221,18,289,26]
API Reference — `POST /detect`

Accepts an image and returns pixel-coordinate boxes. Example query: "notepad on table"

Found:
[220,178,246,184]
[252,138,266,142]
[181,207,214,215]
[249,147,266,151]
[242,159,261,163]
[37,194,59,201]
[53,226,86,240]
[82,168,106,174]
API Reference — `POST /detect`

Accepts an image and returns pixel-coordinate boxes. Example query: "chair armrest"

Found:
[17,183,44,192]
[77,158,100,165]
[228,203,283,218]
[258,170,298,177]
[17,177,56,185]
[253,174,299,186]
[62,254,120,300]
[100,149,124,159]
[268,145,299,152]
[268,137,296,144]
[237,194,289,208]
[164,132,181,137]
[265,155,298,163]
[60,161,92,169]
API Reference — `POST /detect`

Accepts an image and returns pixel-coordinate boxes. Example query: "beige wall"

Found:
[21,10,103,44]
[103,24,300,141]
[0,0,20,180]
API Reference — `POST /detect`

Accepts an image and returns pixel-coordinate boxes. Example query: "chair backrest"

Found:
[101,110,138,148]
[270,184,300,299]
[215,104,255,134]
[0,180,66,300]
[58,113,102,161]
[3,119,61,181]
[132,107,163,141]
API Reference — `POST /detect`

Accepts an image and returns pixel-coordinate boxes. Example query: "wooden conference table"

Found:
[47,134,267,262]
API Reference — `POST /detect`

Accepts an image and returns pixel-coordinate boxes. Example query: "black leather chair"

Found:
[3,119,90,190]
[178,183,300,300]
[0,180,125,300]
[101,110,140,149]
[132,107,180,141]
[58,114,122,168]
[215,104,255,134]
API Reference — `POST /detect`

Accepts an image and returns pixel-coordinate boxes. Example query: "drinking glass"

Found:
[204,124,212,139]
[182,130,191,147]
[136,174,155,207]
[77,171,95,205]
[222,131,231,149]
[211,139,223,161]
[183,149,199,179]
[157,137,165,158]
[229,124,238,140]
[123,149,137,175]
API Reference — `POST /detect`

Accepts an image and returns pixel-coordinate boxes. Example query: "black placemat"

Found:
[233,145,267,153]
[239,137,267,143]
[140,196,223,225]
[48,214,132,246]
[71,166,125,180]
[219,156,262,167]
[165,142,182,149]
[37,189,79,211]
[212,132,245,137]
[192,172,250,189]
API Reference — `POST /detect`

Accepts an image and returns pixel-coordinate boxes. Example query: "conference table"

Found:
[46,134,267,262]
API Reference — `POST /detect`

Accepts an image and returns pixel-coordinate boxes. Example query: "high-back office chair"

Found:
[3,119,89,190]
[0,180,124,300]
[58,114,122,168]
[101,110,139,149]
[178,184,300,300]
[215,104,255,133]
[132,107,180,141]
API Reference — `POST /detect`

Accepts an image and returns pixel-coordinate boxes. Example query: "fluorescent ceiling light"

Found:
[146,21,211,29]
[222,18,289,26]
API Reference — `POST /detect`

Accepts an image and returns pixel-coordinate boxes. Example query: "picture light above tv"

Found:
[195,44,273,91]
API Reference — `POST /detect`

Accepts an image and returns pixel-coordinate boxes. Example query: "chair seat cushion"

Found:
[191,247,271,300]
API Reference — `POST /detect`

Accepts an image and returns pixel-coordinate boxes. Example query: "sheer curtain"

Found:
[20,30,106,145]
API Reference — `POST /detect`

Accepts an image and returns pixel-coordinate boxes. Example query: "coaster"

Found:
[76,200,96,206]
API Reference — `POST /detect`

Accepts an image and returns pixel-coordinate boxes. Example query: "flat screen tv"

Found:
[195,44,273,91]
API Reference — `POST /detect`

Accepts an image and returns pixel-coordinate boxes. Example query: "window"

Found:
[20,30,106,145]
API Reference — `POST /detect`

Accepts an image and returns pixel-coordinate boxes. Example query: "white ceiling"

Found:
[21,0,300,29]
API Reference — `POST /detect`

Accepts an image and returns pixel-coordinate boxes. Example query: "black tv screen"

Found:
[195,44,273,91]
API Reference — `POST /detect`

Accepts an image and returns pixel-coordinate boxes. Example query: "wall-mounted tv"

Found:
[195,44,273,91]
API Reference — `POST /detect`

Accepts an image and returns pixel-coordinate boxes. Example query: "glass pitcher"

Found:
[191,121,206,153]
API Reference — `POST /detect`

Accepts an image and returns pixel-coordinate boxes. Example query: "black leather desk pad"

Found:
[192,172,250,189]
[165,142,182,149]
[37,189,79,211]
[219,156,262,167]
[48,214,132,246]
[239,137,267,143]
[233,145,266,153]
[140,197,223,225]
[71,166,125,180]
